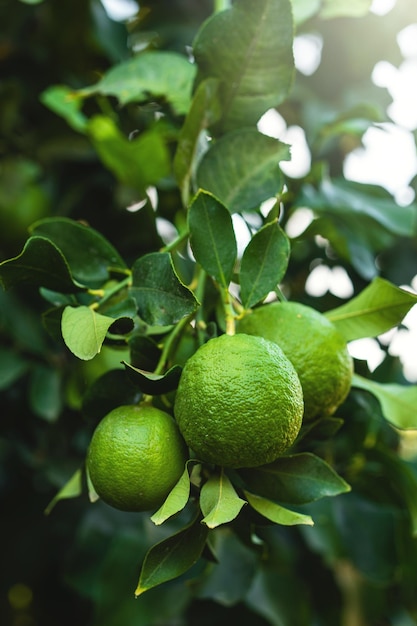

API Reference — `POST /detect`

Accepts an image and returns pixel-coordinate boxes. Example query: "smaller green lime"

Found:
[87,404,188,512]
[237,301,353,421]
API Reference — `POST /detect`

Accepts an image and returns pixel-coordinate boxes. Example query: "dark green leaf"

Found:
[326,277,417,341]
[31,217,127,289]
[151,465,191,526]
[0,348,29,390]
[88,116,170,190]
[197,129,290,213]
[240,220,290,308]
[130,252,198,326]
[244,491,314,526]
[173,78,221,205]
[0,236,82,292]
[82,369,141,421]
[61,306,116,360]
[193,0,294,132]
[134,515,208,596]
[123,361,182,395]
[79,51,196,114]
[366,448,417,537]
[29,365,62,422]
[197,528,258,606]
[240,453,351,504]
[302,180,415,237]
[352,374,417,430]
[188,190,237,287]
[298,180,417,279]
[200,472,246,529]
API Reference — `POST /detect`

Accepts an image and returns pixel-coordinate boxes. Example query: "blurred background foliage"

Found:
[1,0,417,624]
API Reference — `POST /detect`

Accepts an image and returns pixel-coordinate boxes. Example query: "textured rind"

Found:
[87,405,187,512]
[174,333,303,468]
[237,301,354,421]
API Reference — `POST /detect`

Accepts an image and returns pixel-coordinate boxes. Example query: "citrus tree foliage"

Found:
[2,0,417,624]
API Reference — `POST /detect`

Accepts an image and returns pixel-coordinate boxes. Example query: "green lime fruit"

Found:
[87,404,188,512]
[237,301,353,421]
[174,333,304,469]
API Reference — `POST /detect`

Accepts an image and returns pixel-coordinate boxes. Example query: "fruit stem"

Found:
[275,285,288,302]
[154,315,193,375]
[223,288,236,335]
[160,229,189,254]
[88,275,132,310]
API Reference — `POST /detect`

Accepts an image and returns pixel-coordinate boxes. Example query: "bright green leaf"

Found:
[151,465,191,526]
[61,306,115,360]
[240,220,290,308]
[200,472,247,529]
[197,129,290,213]
[78,51,196,115]
[240,453,351,504]
[31,217,127,289]
[40,85,88,132]
[130,252,199,326]
[326,277,417,341]
[44,468,83,515]
[88,115,170,190]
[193,0,294,132]
[352,374,417,430]
[135,515,208,596]
[188,190,237,287]
[0,236,82,292]
[244,491,314,526]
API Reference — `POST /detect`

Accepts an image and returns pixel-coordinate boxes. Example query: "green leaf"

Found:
[352,374,417,430]
[188,190,237,287]
[130,252,199,326]
[291,0,321,24]
[44,468,83,515]
[196,129,290,213]
[87,115,170,190]
[31,217,127,289]
[0,236,82,292]
[240,453,351,504]
[0,348,29,390]
[240,219,290,308]
[244,491,314,526]
[29,365,62,422]
[123,361,182,395]
[197,527,258,606]
[61,306,115,360]
[320,0,372,19]
[193,0,294,132]
[326,277,417,341]
[298,180,417,279]
[134,515,208,596]
[78,51,196,115]
[151,465,191,526]
[367,448,417,537]
[173,78,221,205]
[306,179,416,238]
[40,85,88,132]
[200,472,247,529]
